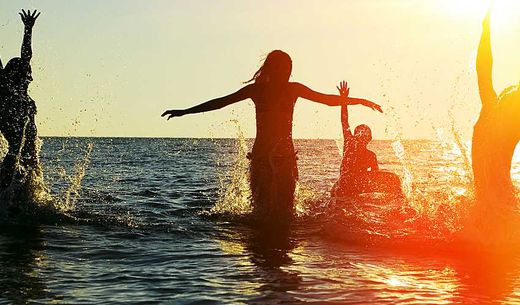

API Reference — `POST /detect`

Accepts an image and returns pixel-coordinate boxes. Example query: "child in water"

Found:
[332,81,403,197]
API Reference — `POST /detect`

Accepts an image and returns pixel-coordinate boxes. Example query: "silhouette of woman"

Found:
[163,50,381,223]
[332,81,402,198]
[0,10,41,191]
[474,11,520,209]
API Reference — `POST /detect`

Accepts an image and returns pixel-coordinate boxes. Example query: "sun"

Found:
[439,0,488,18]
[438,0,520,24]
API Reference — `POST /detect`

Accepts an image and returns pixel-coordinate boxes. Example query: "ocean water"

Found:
[1,137,520,304]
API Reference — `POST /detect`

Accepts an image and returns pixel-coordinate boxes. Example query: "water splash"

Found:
[294,182,328,218]
[210,121,252,217]
[391,140,414,200]
[449,115,473,187]
[0,134,94,223]
[57,142,93,212]
[208,121,328,220]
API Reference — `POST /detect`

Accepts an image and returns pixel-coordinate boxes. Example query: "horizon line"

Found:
[38,135,444,141]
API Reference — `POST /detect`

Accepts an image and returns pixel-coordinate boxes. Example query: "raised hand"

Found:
[483,8,491,28]
[336,80,350,98]
[20,9,40,29]
[161,109,186,120]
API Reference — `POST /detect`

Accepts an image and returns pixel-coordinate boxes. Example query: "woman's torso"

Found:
[340,142,374,178]
[0,82,36,137]
[250,82,297,158]
[472,101,519,200]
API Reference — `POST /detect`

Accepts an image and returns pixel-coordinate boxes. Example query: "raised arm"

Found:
[477,10,497,107]
[162,84,254,120]
[341,104,353,140]
[293,82,383,112]
[19,10,40,64]
[337,81,353,140]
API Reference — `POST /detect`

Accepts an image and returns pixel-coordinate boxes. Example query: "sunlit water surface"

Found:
[1,137,520,304]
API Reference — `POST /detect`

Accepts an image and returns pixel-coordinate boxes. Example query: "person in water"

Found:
[162,50,382,223]
[0,10,41,190]
[473,10,520,209]
[332,81,402,197]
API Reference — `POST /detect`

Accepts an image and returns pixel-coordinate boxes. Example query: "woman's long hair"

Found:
[245,50,292,84]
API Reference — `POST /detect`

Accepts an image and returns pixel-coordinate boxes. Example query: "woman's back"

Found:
[250,82,298,158]
[473,93,519,204]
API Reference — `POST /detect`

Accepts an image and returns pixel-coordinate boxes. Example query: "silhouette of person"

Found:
[162,50,381,223]
[0,10,41,191]
[473,10,520,208]
[332,81,402,197]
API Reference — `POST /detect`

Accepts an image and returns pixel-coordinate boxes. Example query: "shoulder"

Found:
[232,83,258,99]
[288,82,310,97]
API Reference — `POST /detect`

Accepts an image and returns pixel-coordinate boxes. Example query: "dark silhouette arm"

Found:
[19,10,40,65]
[0,57,3,69]
[477,10,497,107]
[162,84,254,119]
[293,82,383,112]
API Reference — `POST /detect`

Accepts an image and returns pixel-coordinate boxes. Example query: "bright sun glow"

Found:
[439,0,520,26]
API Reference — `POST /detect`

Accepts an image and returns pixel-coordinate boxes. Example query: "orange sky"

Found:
[2,0,520,139]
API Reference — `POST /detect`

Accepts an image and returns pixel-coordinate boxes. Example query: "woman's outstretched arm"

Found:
[19,10,40,64]
[162,84,254,120]
[293,82,383,112]
[477,10,497,107]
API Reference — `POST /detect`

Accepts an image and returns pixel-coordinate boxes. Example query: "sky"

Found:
[2,0,520,139]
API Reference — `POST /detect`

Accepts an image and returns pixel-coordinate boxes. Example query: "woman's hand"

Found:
[20,9,40,29]
[337,80,383,113]
[161,109,186,120]
[337,80,350,98]
[364,101,383,113]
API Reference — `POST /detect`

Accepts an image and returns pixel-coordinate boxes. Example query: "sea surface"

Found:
[1,137,520,304]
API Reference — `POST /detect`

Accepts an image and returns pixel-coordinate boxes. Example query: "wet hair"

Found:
[4,57,31,85]
[245,50,292,84]
[354,124,372,144]
[5,57,24,74]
